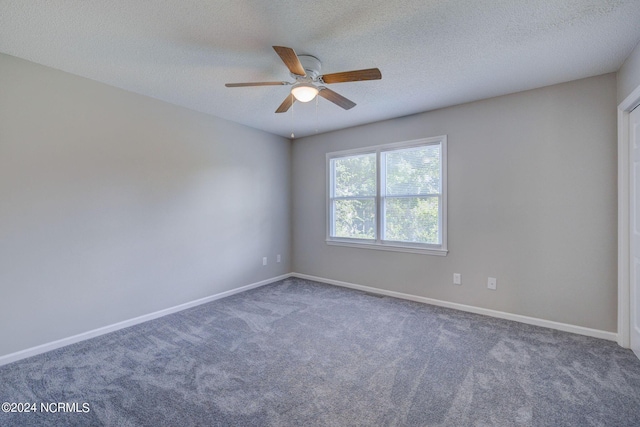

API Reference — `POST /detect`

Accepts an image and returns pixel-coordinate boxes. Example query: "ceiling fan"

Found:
[225,46,382,113]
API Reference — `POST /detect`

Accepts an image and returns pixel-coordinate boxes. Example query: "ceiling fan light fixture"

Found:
[291,83,319,102]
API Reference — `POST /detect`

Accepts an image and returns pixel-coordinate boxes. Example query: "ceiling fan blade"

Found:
[321,68,382,84]
[225,81,288,87]
[273,46,306,76]
[318,87,356,110]
[275,94,296,113]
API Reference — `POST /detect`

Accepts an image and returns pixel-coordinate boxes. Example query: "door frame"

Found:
[618,83,640,348]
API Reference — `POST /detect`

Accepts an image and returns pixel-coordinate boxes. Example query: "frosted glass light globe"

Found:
[291,83,319,102]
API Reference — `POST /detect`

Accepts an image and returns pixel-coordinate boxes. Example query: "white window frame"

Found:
[326,136,448,256]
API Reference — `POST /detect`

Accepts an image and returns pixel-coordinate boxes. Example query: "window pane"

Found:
[384,145,440,195]
[333,154,376,197]
[384,197,439,244]
[333,199,376,239]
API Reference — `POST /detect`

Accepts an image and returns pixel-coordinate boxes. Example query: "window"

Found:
[327,136,447,255]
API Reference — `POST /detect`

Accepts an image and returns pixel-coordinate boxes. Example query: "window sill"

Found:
[326,239,448,256]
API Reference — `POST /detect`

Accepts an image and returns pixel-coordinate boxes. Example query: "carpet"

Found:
[1,277,639,426]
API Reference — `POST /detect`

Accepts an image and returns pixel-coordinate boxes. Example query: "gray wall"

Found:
[0,53,291,357]
[618,40,640,104]
[292,74,618,332]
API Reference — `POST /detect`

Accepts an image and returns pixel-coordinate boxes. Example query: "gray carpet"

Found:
[1,277,639,426]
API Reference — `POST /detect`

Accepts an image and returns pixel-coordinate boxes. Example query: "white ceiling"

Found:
[2,1,640,139]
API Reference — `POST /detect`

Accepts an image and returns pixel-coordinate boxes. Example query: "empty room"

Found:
[2,1,640,426]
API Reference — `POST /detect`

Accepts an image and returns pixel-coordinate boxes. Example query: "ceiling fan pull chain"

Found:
[290,93,295,139]
[315,94,319,134]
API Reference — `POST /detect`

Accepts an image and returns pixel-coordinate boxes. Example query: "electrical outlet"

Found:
[277,254,281,263]
[453,273,461,285]
[488,277,497,290]
[262,257,267,266]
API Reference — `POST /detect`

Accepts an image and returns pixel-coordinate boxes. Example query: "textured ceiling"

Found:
[1,0,640,138]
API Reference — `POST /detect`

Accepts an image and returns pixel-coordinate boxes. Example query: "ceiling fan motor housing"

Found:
[294,55,322,82]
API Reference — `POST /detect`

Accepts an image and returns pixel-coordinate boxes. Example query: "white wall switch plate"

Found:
[277,254,281,263]
[262,257,267,266]
[488,277,497,290]
[453,273,461,285]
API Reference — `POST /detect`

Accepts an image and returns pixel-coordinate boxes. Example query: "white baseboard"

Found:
[291,272,618,342]
[0,274,291,367]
